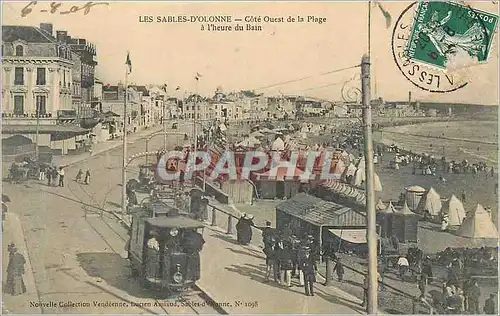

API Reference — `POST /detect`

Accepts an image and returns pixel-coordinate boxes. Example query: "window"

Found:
[36,96,47,115]
[15,45,24,56]
[36,68,46,85]
[14,67,24,85]
[13,96,24,115]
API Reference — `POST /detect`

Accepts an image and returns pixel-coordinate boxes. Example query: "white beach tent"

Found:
[417,187,442,216]
[457,204,499,239]
[341,163,357,180]
[352,168,382,192]
[376,198,387,211]
[334,159,346,175]
[271,137,285,151]
[441,195,466,226]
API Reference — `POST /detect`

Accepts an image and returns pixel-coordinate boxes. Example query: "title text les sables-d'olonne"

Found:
[139,15,327,31]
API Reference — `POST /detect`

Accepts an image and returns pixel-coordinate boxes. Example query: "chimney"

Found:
[408,91,412,108]
[39,23,53,36]
[56,30,68,42]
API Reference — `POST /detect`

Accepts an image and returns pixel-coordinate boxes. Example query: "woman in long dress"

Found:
[5,243,26,296]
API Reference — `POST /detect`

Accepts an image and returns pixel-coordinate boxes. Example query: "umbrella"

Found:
[2,194,11,203]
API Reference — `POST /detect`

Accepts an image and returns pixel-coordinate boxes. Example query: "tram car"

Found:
[127,202,205,292]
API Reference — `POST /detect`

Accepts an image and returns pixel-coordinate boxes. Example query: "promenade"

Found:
[197,226,365,314]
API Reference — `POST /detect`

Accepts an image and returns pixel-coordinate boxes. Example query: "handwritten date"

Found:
[21,1,109,17]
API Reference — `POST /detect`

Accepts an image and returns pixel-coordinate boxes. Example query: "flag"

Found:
[175,86,180,91]
[195,72,202,81]
[125,52,132,74]
[374,1,392,29]
[162,84,168,92]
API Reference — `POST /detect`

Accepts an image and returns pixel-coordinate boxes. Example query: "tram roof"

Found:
[145,216,204,229]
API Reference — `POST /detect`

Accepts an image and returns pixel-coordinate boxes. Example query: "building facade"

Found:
[2,23,90,155]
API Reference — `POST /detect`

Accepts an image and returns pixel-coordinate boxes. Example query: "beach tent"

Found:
[377,201,396,237]
[271,138,285,151]
[392,201,419,242]
[457,204,498,239]
[416,187,442,216]
[333,159,346,175]
[376,198,386,211]
[373,173,383,192]
[441,195,466,226]
[341,163,357,181]
[355,156,366,169]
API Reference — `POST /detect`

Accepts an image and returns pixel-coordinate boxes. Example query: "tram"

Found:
[127,201,205,292]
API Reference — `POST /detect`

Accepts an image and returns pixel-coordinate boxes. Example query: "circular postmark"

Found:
[392,1,498,93]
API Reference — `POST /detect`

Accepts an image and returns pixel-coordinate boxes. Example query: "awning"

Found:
[329,228,368,244]
[2,125,90,134]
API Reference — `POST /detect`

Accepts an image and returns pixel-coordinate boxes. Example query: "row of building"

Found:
[1,22,429,159]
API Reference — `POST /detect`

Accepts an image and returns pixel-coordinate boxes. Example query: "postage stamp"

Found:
[405,1,498,70]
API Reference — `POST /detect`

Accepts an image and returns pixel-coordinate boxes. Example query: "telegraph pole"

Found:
[362,54,378,314]
[121,71,128,215]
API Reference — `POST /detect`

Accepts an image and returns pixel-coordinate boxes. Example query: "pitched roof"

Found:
[131,85,149,96]
[276,193,366,227]
[3,25,56,43]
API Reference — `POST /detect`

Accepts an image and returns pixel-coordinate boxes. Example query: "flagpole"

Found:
[194,77,198,188]
[368,1,372,57]
[122,62,128,215]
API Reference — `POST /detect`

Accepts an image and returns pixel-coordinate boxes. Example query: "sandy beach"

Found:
[375,120,498,164]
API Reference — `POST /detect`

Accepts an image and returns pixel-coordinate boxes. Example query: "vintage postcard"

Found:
[1,0,498,314]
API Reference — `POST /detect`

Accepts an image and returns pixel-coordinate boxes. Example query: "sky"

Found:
[2,1,499,105]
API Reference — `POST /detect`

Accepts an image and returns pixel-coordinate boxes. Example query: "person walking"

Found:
[51,167,59,186]
[84,169,91,185]
[300,250,316,296]
[263,237,278,282]
[397,255,410,280]
[38,163,46,181]
[58,167,65,187]
[278,240,292,287]
[332,257,345,282]
[75,169,83,183]
[5,243,26,296]
[46,166,53,186]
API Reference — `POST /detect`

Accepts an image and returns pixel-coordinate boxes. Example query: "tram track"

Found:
[65,180,225,315]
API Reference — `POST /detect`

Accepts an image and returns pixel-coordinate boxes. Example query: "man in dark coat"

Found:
[263,237,278,282]
[333,257,345,282]
[300,250,316,296]
[277,240,293,287]
[262,221,275,247]
[6,243,26,296]
[236,214,246,244]
[182,230,205,281]
[422,256,433,284]
[239,214,254,245]
[484,293,496,314]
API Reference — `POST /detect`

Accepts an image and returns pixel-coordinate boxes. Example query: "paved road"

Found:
[2,131,216,314]
[3,126,368,314]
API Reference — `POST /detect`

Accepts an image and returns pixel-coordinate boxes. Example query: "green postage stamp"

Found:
[406,1,498,69]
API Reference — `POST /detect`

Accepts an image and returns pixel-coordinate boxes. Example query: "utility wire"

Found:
[286,79,354,94]
[253,64,361,91]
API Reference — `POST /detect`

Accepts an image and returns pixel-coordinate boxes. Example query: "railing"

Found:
[195,176,228,204]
